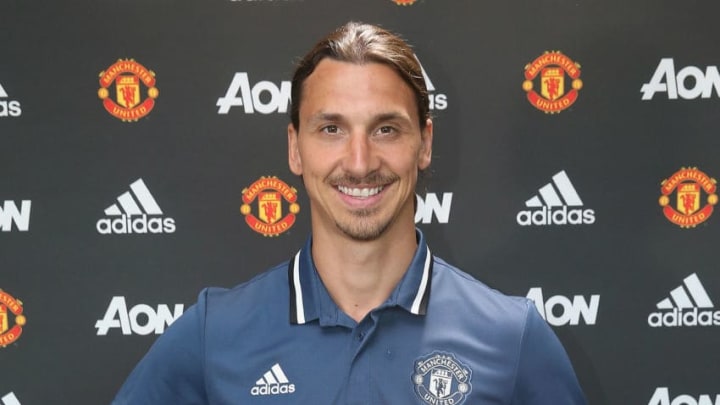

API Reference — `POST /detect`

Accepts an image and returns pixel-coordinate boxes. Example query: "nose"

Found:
[343,132,378,177]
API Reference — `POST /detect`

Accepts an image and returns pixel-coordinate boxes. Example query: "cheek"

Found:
[389,161,421,185]
[297,153,329,181]
[300,143,344,173]
[394,148,425,174]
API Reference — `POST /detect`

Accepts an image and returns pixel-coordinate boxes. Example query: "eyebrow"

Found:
[307,112,343,125]
[306,111,413,126]
[373,112,412,124]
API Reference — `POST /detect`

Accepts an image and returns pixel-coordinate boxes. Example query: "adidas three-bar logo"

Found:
[648,273,720,327]
[524,170,583,208]
[656,273,713,310]
[516,170,596,226]
[96,178,176,235]
[250,363,295,396]
[104,178,163,217]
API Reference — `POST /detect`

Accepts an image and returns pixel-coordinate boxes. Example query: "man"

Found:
[112,22,587,404]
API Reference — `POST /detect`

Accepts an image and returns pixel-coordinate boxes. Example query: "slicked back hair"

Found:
[290,22,430,131]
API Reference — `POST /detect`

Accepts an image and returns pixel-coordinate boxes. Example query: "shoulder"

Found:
[430,257,586,403]
[205,260,290,301]
[199,260,291,321]
[110,261,294,404]
[431,255,532,321]
[425,256,538,355]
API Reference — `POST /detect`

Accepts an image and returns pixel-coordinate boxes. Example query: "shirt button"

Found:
[357,332,365,341]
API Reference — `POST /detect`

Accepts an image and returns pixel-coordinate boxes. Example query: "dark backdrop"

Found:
[1,1,719,404]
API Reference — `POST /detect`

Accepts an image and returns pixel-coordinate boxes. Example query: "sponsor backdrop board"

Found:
[1,0,719,404]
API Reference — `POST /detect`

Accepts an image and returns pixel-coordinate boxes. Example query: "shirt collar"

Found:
[288,229,433,325]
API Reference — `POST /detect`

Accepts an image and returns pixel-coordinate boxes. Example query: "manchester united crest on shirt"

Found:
[413,351,472,405]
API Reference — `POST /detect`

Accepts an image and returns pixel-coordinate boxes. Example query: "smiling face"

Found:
[288,59,432,242]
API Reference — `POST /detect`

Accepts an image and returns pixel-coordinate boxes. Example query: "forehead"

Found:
[299,59,418,122]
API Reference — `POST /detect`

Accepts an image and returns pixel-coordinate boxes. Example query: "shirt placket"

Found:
[345,316,377,405]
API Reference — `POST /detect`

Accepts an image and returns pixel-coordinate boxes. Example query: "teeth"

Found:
[338,186,383,198]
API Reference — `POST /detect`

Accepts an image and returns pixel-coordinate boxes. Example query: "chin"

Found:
[334,211,396,241]
[336,220,391,242]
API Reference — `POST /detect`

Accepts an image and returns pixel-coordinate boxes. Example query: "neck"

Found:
[311,221,418,323]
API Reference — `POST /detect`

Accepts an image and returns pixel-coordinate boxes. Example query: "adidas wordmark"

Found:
[250,363,295,396]
[648,273,720,327]
[96,178,176,234]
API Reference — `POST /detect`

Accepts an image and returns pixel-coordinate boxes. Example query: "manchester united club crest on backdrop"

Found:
[98,59,159,121]
[523,51,583,113]
[659,167,718,228]
[0,289,26,348]
[241,176,300,237]
[413,351,472,405]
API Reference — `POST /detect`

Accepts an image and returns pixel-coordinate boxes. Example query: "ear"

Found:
[288,123,303,175]
[418,118,433,170]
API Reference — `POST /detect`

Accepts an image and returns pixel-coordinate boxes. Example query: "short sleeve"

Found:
[510,301,587,405]
[110,289,210,405]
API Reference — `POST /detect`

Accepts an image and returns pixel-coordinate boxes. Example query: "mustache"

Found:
[326,172,399,186]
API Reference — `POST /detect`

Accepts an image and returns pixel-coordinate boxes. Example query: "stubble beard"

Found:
[335,207,392,242]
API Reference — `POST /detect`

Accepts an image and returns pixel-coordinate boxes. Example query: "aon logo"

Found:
[217,73,291,114]
[0,200,31,232]
[526,288,599,326]
[649,387,720,405]
[414,193,452,224]
[641,58,720,100]
[95,296,184,336]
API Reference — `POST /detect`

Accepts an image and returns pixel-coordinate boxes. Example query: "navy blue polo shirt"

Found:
[112,231,586,404]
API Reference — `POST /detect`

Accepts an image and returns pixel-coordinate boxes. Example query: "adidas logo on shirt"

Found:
[516,170,595,226]
[648,273,720,327]
[250,363,295,396]
[96,178,176,235]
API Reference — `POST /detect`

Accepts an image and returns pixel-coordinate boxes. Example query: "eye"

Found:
[376,126,396,136]
[321,125,340,134]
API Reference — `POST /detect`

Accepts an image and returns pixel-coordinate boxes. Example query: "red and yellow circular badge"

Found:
[0,289,26,348]
[523,51,582,113]
[241,177,300,237]
[659,167,717,228]
[98,59,159,121]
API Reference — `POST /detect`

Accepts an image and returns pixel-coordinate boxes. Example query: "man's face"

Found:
[288,59,432,241]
